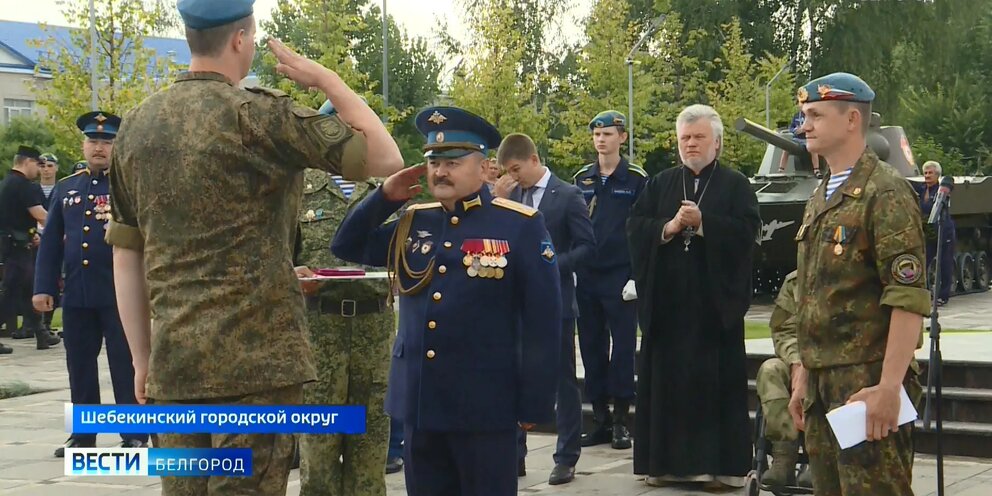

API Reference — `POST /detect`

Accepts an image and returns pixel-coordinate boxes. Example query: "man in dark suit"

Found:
[494,133,596,486]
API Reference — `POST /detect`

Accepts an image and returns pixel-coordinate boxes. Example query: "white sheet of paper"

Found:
[825,386,918,450]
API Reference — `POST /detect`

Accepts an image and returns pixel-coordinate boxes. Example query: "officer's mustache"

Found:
[431,177,454,187]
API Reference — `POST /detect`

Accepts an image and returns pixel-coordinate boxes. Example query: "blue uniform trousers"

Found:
[389,416,404,459]
[63,306,148,444]
[518,318,582,467]
[404,426,517,496]
[576,269,637,402]
[926,234,956,301]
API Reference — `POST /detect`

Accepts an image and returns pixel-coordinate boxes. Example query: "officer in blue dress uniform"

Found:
[34,111,149,457]
[572,110,647,449]
[331,106,562,495]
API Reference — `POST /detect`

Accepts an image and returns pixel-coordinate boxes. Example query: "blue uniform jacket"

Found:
[572,157,647,275]
[331,186,562,431]
[35,168,117,308]
[912,181,956,241]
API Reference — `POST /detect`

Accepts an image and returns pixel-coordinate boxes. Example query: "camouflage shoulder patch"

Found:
[492,197,538,217]
[892,254,923,284]
[572,163,594,179]
[245,86,289,99]
[302,114,351,146]
[406,202,443,211]
[628,163,649,177]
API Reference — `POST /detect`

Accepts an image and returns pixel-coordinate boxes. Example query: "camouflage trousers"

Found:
[756,357,798,443]
[299,305,392,496]
[804,361,922,496]
[152,383,303,496]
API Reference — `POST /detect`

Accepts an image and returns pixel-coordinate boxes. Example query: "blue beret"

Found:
[589,110,626,131]
[178,0,254,30]
[415,106,502,159]
[797,72,875,105]
[76,111,121,140]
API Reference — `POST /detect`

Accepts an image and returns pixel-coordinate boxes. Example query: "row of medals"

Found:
[463,253,507,279]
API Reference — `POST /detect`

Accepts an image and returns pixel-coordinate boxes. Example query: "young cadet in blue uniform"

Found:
[34,111,148,457]
[572,110,647,449]
[332,106,562,496]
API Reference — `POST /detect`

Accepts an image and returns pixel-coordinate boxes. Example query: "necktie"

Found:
[522,187,535,207]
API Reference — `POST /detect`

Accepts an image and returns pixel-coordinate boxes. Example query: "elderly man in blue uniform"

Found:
[913,160,956,305]
[34,111,148,457]
[331,106,562,495]
[572,110,647,449]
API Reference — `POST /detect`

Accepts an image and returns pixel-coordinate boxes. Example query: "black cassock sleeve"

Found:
[701,171,761,327]
[626,172,674,335]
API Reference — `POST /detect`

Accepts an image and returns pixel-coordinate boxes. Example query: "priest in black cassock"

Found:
[627,104,761,492]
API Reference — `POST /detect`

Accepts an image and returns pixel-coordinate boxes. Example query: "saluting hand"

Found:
[269,38,335,90]
[493,174,518,199]
[383,164,426,202]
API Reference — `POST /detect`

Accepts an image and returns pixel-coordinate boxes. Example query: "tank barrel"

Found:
[734,117,805,156]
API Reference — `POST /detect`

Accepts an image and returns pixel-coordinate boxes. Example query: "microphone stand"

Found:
[922,193,947,496]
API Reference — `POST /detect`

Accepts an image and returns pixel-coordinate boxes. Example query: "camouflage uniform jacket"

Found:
[297,169,390,301]
[795,150,931,370]
[769,270,800,366]
[105,71,368,400]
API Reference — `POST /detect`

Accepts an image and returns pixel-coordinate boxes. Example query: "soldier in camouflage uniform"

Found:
[296,158,393,495]
[104,1,402,494]
[789,73,931,496]
[757,270,811,488]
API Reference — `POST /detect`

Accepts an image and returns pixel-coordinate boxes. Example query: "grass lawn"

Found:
[13,309,63,330]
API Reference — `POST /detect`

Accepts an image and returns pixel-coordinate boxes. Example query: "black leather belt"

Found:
[305,296,387,317]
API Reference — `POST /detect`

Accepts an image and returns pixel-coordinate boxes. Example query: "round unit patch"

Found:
[891,254,923,285]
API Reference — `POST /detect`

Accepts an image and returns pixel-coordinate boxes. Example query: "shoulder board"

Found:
[628,163,649,177]
[492,197,537,217]
[571,163,594,179]
[405,202,442,211]
[245,86,288,98]
[59,170,88,182]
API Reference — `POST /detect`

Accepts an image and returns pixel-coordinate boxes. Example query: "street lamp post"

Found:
[382,0,389,108]
[625,14,666,164]
[765,57,794,129]
[89,0,98,110]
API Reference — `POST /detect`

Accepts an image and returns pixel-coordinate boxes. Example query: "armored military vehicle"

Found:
[736,116,992,297]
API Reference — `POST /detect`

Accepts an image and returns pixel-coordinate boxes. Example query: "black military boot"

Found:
[35,327,60,350]
[581,400,613,447]
[611,400,632,449]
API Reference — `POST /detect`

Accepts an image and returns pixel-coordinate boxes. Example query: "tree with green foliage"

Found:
[254,0,444,164]
[29,0,179,158]
[448,0,551,155]
[706,18,796,176]
[0,116,59,178]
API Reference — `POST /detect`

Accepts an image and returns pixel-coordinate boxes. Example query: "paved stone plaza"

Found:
[1,289,990,495]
